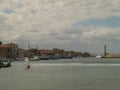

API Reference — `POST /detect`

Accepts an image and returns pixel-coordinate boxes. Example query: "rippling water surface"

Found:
[0,58,120,90]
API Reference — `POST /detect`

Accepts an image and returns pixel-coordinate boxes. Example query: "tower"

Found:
[104,44,106,56]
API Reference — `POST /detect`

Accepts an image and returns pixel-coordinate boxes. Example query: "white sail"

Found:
[24,57,30,69]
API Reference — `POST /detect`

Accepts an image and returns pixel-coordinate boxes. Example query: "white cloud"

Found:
[0,0,120,53]
[82,27,120,42]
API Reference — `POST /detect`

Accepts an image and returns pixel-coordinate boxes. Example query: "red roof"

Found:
[41,50,55,54]
[4,43,17,47]
[0,45,11,48]
[0,43,18,49]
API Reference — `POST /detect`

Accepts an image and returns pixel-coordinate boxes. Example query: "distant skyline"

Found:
[0,0,120,54]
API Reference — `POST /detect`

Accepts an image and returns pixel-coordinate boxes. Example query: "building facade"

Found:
[0,43,19,59]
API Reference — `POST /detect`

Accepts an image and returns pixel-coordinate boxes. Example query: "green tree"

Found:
[0,41,2,45]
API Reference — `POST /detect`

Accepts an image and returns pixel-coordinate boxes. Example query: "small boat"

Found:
[0,57,11,68]
[40,55,49,60]
[96,55,102,58]
[1,63,11,67]
[0,62,11,68]
[24,57,30,69]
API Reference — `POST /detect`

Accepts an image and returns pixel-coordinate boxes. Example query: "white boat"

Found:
[40,55,49,60]
[96,55,102,58]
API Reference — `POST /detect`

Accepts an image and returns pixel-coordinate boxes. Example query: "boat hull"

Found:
[0,63,11,68]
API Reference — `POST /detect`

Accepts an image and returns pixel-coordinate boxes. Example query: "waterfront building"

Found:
[0,43,19,59]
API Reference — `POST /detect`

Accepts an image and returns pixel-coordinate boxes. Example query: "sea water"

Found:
[0,58,120,90]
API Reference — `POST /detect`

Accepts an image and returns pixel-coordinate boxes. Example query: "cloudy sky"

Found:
[0,0,120,54]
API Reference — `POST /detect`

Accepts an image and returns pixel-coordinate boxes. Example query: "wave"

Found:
[31,63,120,66]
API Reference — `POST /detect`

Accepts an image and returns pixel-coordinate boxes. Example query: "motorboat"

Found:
[0,62,11,68]
[96,55,102,58]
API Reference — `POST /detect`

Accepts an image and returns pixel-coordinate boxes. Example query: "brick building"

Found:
[0,43,18,59]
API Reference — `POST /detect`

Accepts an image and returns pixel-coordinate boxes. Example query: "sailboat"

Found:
[24,57,30,69]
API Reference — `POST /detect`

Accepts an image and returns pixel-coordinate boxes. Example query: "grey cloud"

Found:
[1,0,120,54]
[64,27,83,35]
[0,15,5,23]
[15,3,23,9]
[29,29,40,33]
[112,9,120,12]
[48,30,60,36]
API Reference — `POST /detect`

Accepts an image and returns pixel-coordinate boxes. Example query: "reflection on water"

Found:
[0,58,120,90]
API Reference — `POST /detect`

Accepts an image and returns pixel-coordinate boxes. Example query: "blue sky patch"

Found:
[3,8,14,14]
[31,9,37,15]
[74,16,120,27]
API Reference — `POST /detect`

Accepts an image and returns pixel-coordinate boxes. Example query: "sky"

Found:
[0,0,120,54]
